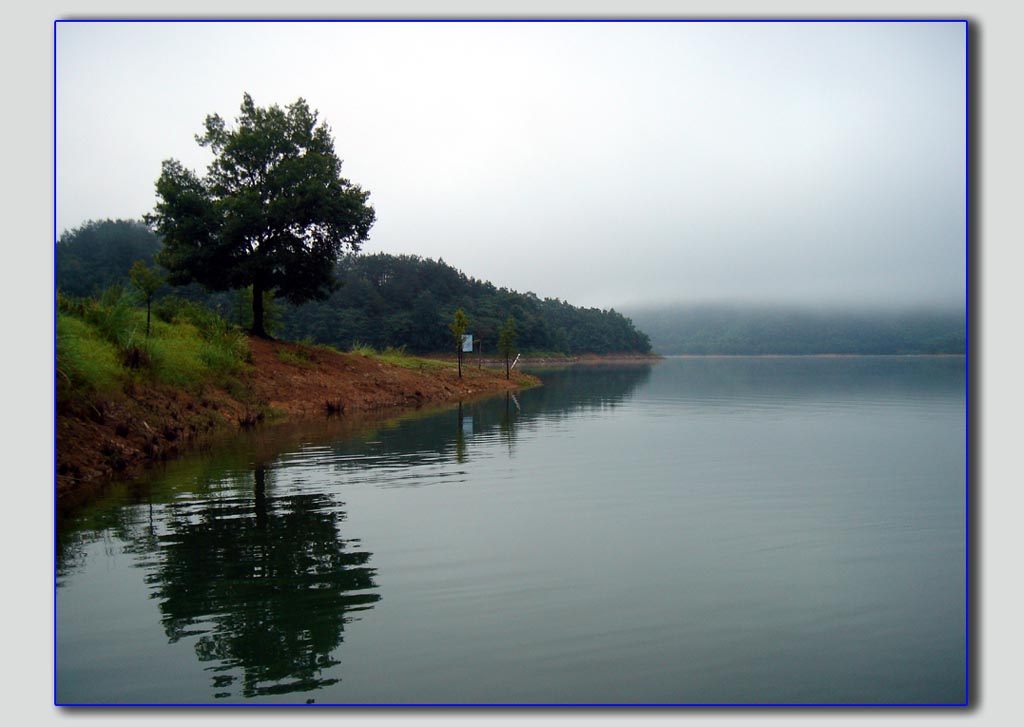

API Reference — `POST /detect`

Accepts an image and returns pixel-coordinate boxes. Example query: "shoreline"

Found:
[56,337,539,513]
[436,352,664,368]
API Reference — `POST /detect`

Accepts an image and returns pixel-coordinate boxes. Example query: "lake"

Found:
[55,356,967,705]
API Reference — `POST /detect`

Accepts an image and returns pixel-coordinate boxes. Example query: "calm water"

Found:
[55,357,967,705]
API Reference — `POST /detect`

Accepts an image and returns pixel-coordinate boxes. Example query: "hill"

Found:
[623,303,966,355]
[56,220,652,356]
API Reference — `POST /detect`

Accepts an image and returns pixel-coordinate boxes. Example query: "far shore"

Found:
[663,352,966,358]
[443,351,965,367]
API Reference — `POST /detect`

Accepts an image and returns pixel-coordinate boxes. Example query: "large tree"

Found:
[147,93,375,337]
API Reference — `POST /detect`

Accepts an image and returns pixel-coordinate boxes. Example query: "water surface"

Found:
[56,356,967,705]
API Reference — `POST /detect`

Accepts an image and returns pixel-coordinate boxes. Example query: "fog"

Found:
[56,20,965,310]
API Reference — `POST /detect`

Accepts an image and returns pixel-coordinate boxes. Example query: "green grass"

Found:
[276,347,315,368]
[348,341,376,357]
[56,289,251,405]
[354,344,451,372]
[144,320,248,389]
[56,312,125,397]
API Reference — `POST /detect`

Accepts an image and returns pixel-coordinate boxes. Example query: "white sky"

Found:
[56,20,965,309]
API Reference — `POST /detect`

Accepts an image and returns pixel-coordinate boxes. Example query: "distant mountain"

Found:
[622,303,966,355]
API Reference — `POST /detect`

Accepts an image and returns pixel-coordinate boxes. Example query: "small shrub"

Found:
[56,290,87,317]
[349,342,375,357]
[82,286,142,350]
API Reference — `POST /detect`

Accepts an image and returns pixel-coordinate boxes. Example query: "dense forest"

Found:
[56,219,653,356]
[57,219,967,357]
[624,304,966,355]
[55,219,162,297]
[276,253,651,354]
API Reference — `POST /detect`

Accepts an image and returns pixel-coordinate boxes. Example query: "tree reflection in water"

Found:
[144,465,380,700]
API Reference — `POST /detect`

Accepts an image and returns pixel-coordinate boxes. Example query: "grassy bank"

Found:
[55,290,538,511]
[57,289,251,406]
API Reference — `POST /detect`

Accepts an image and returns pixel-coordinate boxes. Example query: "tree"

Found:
[497,315,518,379]
[129,260,164,337]
[449,309,470,378]
[146,93,375,338]
[56,219,161,297]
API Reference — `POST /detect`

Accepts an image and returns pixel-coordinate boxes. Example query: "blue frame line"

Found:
[52,17,59,711]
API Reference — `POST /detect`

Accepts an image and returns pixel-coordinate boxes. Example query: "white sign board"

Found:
[461,334,473,353]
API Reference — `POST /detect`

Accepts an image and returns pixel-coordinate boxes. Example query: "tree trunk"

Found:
[505,355,510,380]
[251,282,268,338]
[145,299,152,337]
[457,349,462,378]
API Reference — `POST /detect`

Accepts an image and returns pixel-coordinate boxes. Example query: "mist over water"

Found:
[622,302,966,355]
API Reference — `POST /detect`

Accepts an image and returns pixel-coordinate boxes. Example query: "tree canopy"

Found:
[146,93,375,337]
[129,260,164,336]
[279,253,653,355]
[55,227,654,357]
[56,219,161,297]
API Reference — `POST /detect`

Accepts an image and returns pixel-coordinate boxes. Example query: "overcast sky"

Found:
[56,20,966,310]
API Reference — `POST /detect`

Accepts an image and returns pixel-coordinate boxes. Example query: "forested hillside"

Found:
[56,219,162,297]
[55,219,652,356]
[276,253,651,354]
[624,304,966,355]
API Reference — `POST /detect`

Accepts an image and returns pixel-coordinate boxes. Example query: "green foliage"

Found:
[56,232,653,356]
[498,316,517,358]
[56,219,161,297]
[129,260,165,336]
[143,320,247,389]
[450,309,470,377]
[227,286,283,336]
[83,285,143,351]
[55,287,251,410]
[278,254,651,355]
[56,312,125,400]
[349,342,376,357]
[374,346,447,371]
[449,309,470,348]
[276,347,314,368]
[147,93,375,336]
[498,316,518,378]
[129,260,163,300]
[342,342,445,371]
